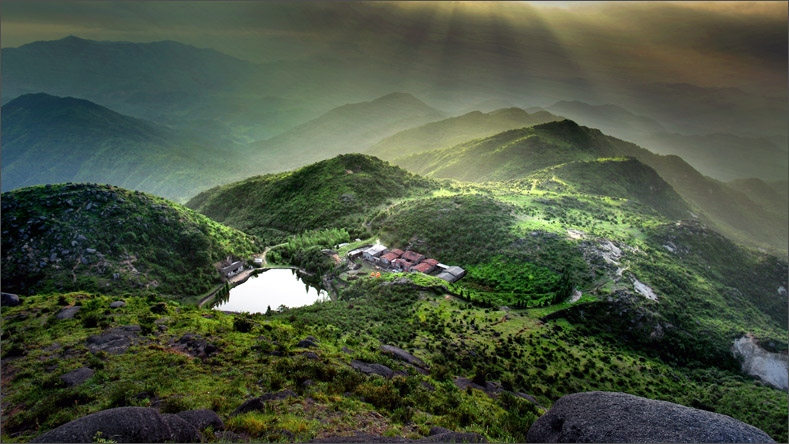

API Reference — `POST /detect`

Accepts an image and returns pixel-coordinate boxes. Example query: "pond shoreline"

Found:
[198,266,330,311]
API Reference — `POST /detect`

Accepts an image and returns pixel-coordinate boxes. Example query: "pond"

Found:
[211,268,329,313]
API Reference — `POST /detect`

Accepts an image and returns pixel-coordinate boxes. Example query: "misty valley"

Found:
[1,2,787,443]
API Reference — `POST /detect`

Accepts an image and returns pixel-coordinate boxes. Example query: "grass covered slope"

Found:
[366,107,561,160]
[0,93,247,203]
[187,154,436,242]
[521,158,691,220]
[393,120,787,254]
[393,120,622,182]
[2,286,785,443]
[1,183,256,299]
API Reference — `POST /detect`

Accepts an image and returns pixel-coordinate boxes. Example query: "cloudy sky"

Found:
[2,1,786,100]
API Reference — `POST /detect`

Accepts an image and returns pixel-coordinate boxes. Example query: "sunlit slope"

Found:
[1,183,255,298]
[517,158,690,220]
[393,120,787,253]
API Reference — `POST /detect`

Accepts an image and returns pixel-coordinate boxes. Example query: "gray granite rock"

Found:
[60,367,95,387]
[31,407,200,443]
[526,391,776,443]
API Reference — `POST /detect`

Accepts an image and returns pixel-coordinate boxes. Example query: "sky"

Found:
[2,1,786,100]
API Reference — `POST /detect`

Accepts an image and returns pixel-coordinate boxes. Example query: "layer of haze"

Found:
[2,1,786,100]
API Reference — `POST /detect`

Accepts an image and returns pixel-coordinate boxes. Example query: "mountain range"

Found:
[0,93,256,202]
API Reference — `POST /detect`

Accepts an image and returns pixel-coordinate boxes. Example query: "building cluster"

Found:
[347,244,466,283]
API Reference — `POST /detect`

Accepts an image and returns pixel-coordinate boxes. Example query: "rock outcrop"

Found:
[30,407,201,443]
[731,335,789,390]
[309,428,486,443]
[59,367,95,387]
[1,292,21,307]
[231,389,297,416]
[86,325,143,354]
[526,391,775,443]
[175,409,224,431]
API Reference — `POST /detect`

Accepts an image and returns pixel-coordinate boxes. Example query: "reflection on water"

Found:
[212,268,329,313]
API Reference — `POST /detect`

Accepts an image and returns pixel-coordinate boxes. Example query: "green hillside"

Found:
[187,154,436,242]
[393,121,787,254]
[2,158,787,444]
[521,158,690,220]
[366,107,561,160]
[1,183,256,300]
[1,93,254,203]
[394,120,621,182]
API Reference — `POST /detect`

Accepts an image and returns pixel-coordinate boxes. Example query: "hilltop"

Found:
[1,183,256,300]
[366,107,561,160]
[0,93,255,202]
[187,154,436,242]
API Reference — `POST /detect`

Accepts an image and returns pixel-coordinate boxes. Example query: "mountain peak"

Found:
[371,92,430,107]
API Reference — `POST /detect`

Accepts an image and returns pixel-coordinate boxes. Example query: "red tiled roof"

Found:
[393,258,413,268]
[423,258,439,266]
[412,263,434,273]
[380,253,400,262]
[401,251,425,263]
[389,249,404,257]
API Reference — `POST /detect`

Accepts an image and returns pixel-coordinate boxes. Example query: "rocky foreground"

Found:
[30,391,774,443]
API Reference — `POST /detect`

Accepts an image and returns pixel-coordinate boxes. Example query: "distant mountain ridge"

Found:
[366,107,562,160]
[0,93,254,202]
[248,92,446,173]
[540,100,788,182]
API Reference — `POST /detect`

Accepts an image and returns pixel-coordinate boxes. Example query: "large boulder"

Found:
[2,292,21,307]
[176,409,224,431]
[380,345,427,369]
[231,390,297,416]
[59,367,94,387]
[30,407,200,443]
[350,360,396,379]
[86,325,142,354]
[55,306,81,320]
[526,391,776,443]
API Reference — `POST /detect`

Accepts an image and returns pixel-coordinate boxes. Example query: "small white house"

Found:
[363,244,387,261]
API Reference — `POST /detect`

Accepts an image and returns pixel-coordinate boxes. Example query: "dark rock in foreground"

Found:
[526,391,776,443]
[380,344,427,369]
[419,431,487,442]
[231,389,297,416]
[309,430,486,443]
[176,409,224,431]
[86,325,142,354]
[55,306,81,320]
[30,406,200,443]
[297,339,320,348]
[60,367,94,387]
[310,433,412,443]
[350,359,396,379]
[2,292,21,307]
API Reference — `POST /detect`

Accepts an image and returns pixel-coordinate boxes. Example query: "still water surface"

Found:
[212,269,329,313]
